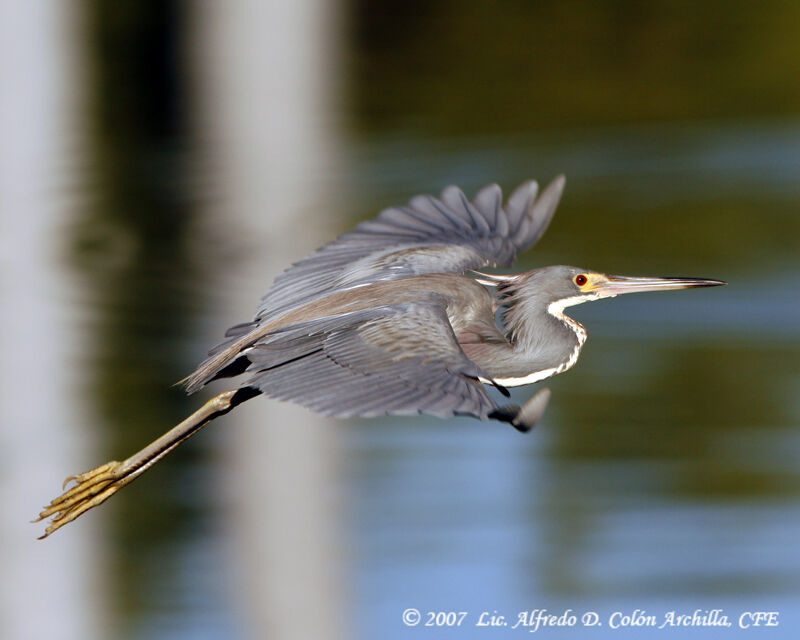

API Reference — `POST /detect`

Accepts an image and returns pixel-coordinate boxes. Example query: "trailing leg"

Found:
[35,388,259,539]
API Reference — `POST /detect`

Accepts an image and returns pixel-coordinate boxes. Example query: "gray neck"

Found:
[505,298,582,361]
[482,295,585,385]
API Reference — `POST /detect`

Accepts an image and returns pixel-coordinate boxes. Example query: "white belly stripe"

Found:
[492,367,562,387]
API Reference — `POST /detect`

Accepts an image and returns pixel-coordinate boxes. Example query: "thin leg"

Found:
[35,389,249,539]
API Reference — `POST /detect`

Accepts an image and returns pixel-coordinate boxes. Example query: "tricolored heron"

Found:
[36,175,725,538]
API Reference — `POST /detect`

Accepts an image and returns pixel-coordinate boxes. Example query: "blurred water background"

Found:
[1,2,799,639]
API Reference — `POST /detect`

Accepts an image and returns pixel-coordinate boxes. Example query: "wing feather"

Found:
[253,176,566,320]
[506,179,538,233]
[514,175,564,247]
[243,302,499,420]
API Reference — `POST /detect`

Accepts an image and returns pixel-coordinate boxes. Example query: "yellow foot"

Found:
[33,391,242,539]
[34,460,127,539]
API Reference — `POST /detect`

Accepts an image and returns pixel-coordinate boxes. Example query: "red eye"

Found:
[575,274,588,286]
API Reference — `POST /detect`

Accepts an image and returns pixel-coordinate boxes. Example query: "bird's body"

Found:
[182,270,586,419]
[36,176,725,538]
[186,274,499,394]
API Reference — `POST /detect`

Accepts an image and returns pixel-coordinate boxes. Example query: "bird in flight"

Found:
[35,175,724,537]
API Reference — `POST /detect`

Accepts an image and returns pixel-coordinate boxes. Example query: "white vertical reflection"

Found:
[0,2,106,640]
[191,2,346,639]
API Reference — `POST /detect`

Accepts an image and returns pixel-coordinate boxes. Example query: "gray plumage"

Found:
[38,175,726,538]
[246,302,496,419]
[253,177,561,320]
[181,177,567,419]
[180,174,722,428]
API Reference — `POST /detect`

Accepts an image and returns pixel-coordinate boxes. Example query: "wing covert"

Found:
[243,302,501,420]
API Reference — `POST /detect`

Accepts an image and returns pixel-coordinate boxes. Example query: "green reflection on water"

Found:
[73,0,208,628]
[555,341,799,481]
[353,0,800,134]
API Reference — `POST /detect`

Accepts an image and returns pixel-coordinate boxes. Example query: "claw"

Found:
[34,390,243,538]
[38,481,124,539]
[60,461,119,491]
[37,476,115,519]
[35,460,127,537]
[51,467,119,505]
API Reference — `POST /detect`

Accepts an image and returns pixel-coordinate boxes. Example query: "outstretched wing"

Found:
[241,302,501,420]
[255,175,566,320]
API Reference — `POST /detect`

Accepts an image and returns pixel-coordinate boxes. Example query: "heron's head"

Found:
[500,265,726,313]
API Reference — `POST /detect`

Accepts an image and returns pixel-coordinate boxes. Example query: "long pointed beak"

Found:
[595,275,727,297]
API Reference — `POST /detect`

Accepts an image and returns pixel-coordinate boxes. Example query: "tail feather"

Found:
[180,329,261,393]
